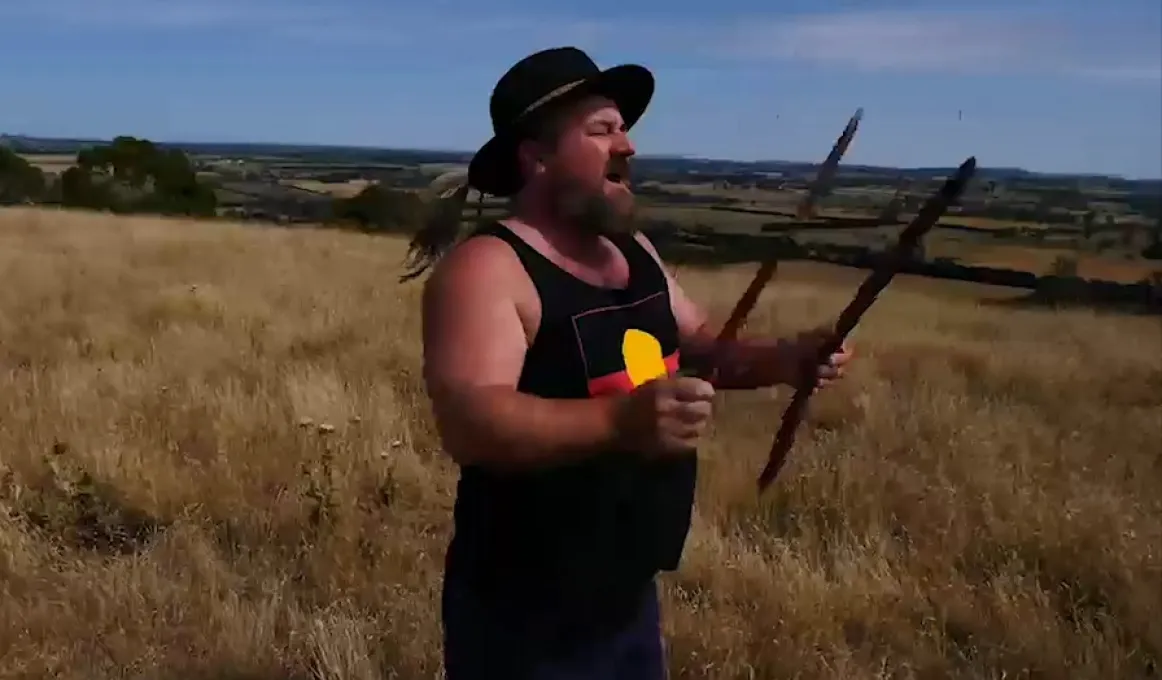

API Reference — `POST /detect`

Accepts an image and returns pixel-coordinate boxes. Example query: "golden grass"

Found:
[658,183,792,204]
[642,205,775,232]
[1,206,1159,679]
[939,216,1050,231]
[945,244,1159,283]
[284,180,374,199]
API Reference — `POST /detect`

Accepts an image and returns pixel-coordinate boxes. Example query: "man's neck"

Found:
[506,192,603,259]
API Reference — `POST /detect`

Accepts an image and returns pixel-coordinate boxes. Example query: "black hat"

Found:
[467,46,655,198]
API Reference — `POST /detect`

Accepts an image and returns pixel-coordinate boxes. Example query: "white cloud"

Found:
[0,1,578,47]
[570,9,1160,85]
[1073,66,1162,84]
[701,9,1161,83]
[5,3,1158,84]
[720,11,1042,71]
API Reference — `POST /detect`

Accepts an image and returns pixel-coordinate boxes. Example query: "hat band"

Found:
[515,78,586,122]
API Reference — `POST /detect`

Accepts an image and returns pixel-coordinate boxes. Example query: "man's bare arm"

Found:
[634,233,800,389]
[422,237,624,469]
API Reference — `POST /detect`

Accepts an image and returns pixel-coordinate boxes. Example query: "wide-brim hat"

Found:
[467,46,655,198]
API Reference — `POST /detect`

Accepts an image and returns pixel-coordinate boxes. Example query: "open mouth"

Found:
[605,172,626,184]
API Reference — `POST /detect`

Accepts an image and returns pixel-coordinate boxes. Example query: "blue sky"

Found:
[2,0,1160,178]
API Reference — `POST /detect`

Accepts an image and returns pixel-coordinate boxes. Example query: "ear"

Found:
[520,137,557,173]
[516,139,544,177]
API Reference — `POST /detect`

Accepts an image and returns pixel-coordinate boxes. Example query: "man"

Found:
[414,47,853,679]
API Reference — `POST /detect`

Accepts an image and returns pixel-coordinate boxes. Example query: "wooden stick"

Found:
[697,109,864,383]
[756,156,979,492]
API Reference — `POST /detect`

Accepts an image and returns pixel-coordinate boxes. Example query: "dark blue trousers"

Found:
[442,573,668,680]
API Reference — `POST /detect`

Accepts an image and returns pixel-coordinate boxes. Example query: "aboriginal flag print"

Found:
[571,291,681,397]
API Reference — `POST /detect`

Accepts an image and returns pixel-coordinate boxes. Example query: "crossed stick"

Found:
[755,156,977,492]
[712,108,863,348]
[699,109,978,493]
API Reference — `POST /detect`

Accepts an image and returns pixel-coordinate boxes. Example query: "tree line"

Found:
[0,136,427,232]
[3,136,1158,266]
[2,136,218,216]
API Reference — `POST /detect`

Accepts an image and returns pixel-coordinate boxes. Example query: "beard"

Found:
[546,175,637,236]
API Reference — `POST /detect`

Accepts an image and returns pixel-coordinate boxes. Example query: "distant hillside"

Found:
[4,134,1159,191]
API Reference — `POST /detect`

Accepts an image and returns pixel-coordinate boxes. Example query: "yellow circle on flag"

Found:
[622,329,668,387]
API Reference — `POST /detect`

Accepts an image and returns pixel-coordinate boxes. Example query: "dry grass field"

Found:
[938,216,1051,231]
[17,154,76,175]
[945,243,1159,283]
[642,205,777,232]
[1,207,1160,680]
[283,180,374,199]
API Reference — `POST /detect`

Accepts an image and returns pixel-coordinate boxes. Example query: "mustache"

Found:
[605,158,632,181]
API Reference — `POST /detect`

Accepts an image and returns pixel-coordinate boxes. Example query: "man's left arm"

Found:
[634,233,841,390]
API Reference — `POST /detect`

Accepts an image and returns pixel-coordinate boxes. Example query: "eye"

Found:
[589,121,623,136]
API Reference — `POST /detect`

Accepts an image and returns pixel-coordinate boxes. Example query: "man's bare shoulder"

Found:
[632,230,709,336]
[423,234,526,303]
[421,232,536,391]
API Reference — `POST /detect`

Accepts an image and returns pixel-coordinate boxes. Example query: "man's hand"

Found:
[612,376,715,457]
[786,326,853,391]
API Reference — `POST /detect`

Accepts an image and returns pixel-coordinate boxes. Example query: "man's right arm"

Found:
[420,237,624,470]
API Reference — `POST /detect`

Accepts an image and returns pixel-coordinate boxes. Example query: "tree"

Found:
[58,166,116,210]
[333,185,425,232]
[1143,218,1162,260]
[1081,210,1095,239]
[64,137,216,216]
[0,148,47,204]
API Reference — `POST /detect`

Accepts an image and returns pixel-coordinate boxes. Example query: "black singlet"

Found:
[443,221,698,619]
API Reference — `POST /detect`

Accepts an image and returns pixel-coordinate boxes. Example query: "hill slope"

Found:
[0,207,1159,679]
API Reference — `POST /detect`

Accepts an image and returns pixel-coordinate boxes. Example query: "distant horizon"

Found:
[5,132,1159,183]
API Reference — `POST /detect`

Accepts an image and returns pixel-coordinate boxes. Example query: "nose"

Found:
[612,130,636,158]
